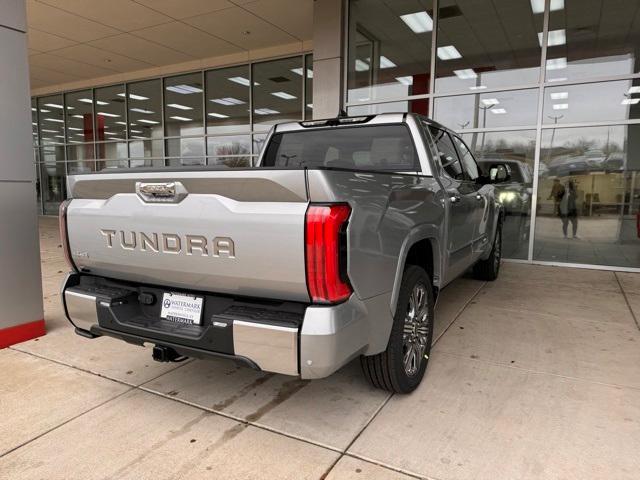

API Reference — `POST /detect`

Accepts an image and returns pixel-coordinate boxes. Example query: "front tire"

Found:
[360,266,434,394]
[473,223,502,281]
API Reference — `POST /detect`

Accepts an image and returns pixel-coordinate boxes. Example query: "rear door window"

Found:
[452,135,480,181]
[427,126,464,180]
[262,124,419,172]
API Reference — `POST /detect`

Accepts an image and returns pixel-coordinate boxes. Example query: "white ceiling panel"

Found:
[133,0,234,20]
[241,0,313,41]
[88,33,195,66]
[132,21,243,58]
[30,52,119,78]
[27,28,77,52]
[27,0,119,42]
[184,6,299,50]
[51,44,154,72]
[29,64,82,84]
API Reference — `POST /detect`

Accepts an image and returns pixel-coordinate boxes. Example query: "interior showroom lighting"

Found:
[43,118,63,123]
[355,59,370,71]
[211,97,245,105]
[97,112,120,117]
[482,98,499,106]
[208,112,230,118]
[553,103,569,110]
[290,67,312,78]
[400,11,433,33]
[531,0,564,14]
[271,91,297,100]
[137,119,159,124]
[169,116,192,121]
[395,76,413,85]
[118,93,149,100]
[167,103,192,110]
[454,69,477,79]
[538,29,566,47]
[254,108,279,115]
[165,84,203,94]
[228,77,260,86]
[621,98,640,105]
[491,108,507,114]
[130,108,154,114]
[44,103,63,109]
[78,98,108,105]
[379,56,397,69]
[437,45,462,60]
[546,57,567,70]
[628,86,640,94]
[550,92,568,100]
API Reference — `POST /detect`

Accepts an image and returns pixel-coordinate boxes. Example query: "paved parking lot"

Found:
[1,216,639,479]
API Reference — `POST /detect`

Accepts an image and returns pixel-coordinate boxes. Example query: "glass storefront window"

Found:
[38,145,66,215]
[348,100,409,116]
[31,99,38,146]
[65,90,94,143]
[164,73,204,137]
[207,135,250,158]
[534,124,640,268]
[543,80,640,125]
[37,94,65,145]
[461,129,536,260]
[96,141,128,161]
[252,57,303,131]
[95,85,126,140]
[304,54,314,120]
[434,89,538,130]
[128,79,163,140]
[206,65,250,135]
[129,139,163,159]
[546,0,640,83]
[347,0,433,104]
[435,0,542,94]
[166,137,205,160]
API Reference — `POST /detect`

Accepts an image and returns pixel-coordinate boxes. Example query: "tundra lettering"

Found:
[62,113,504,394]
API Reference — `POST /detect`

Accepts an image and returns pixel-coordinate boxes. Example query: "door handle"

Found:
[476,194,483,201]
[449,193,461,203]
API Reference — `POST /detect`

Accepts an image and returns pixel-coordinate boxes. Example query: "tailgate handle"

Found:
[136,181,187,203]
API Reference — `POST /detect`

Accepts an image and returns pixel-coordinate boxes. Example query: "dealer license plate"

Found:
[160,292,204,325]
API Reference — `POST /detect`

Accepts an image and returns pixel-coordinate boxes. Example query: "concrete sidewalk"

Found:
[1,216,639,479]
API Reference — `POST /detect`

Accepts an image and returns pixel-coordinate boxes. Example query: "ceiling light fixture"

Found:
[454,69,477,79]
[130,108,154,114]
[208,112,230,118]
[546,57,567,70]
[137,119,159,124]
[627,86,640,94]
[491,108,507,114]
[228,77,259,87]
[165,84,203,94]
[44,103,63,109]
[167,103,193,110]
[482,98,499,106]
[117,93,149,100]
[553,103,569,110]
[271,91,297,100]
[621,98,640,105]
[396,76,413,86]
[530,0,564,14]
[43,118,64,123]
[400,11,433,33]
[538,29,566,47]
[97,112,120,117]
[379,56,397,69]
[550,92,568,100]
[211,97,245,106]
[437,45,462,60]
[169,116,192,121]
[355,59,370,71]
[254,108,279,115]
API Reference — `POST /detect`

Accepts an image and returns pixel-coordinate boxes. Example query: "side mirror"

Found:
[488,163,511,183]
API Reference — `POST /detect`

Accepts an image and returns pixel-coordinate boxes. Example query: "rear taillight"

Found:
[305,204,352,304]
[59,199,77,272]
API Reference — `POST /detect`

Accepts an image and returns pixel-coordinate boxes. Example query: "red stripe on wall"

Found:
[0,319,46,348]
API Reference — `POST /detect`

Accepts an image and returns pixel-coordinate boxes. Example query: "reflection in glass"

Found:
[347,0,433,105]
[95,85,126,140]
[546,0,640,82]
[129,139,163,159]
[165,73,204,137]
[96,142,127,164]
[434,89,538,130]
[435,0,542,93]
[167,157,205,167]
[253,57,303,130]
[304,54,313,120]
[252,134,268,157]
[462,130,537,260]
[206,65,250,134]
[65,90,94,143]
[534,124,640,268]
[543,80,640,125]
[38,148,65,215]
[128,79,163,140]
[348,101,409,116]
[166,137,205,159]
[207,135,250,158]
[38,94,65,145]
[31,98,39,145]
[208,156,251,168]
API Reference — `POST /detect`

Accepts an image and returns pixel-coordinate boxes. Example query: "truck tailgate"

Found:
[66,170,310,302]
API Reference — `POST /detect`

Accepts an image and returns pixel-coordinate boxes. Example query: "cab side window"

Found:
[427,126,464,180]
[452,135,480,181]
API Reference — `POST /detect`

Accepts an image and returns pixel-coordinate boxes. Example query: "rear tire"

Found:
[473,223,502,281]
[360,266,434,394]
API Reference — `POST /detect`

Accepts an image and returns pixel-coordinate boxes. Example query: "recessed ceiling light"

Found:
[118,93,149,100]
[553,103,569,110]
[115,121,127,125]
[165,84,202,94]
[130,108,154,114]
[228,76,258,87]
[131,135,147,139]
[469,85,487,90]
[254,108,279,115]
[379,56,397,69]
[169,116,192,121]
[546,57,567,70]
[44,103,63,109]
[41,129,58,133]
[307,103,313,109]
[550,92,568,100]
[43,118,64,123]
[211,97,245,106]
[491,108,507,114]
[400,11,433,33]
[396,76,413,86]
[355,59,369,71]
[482,98,499,106]
[104,132,119,135]
[167,103,192,110]
[67,127,83,131]
[621,98,640,105]
[39,109,50,113]
[437,45,462,60]
[137,119,159,124]
[291,67,313,78]
[208,112,230,118]
[72,114,84,118]
[530,0,564,14]
[538,29,566,47]
[454,69,477,79]
[130,129,143,133]
[271,91,297,100]
[97,112,120,117]
[627,86,640,94]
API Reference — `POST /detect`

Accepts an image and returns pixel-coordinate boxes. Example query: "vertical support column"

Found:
[312,0,346,119]
[0,0,46,347]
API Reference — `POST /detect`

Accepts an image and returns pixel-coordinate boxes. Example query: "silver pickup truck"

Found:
[60,113,507,393]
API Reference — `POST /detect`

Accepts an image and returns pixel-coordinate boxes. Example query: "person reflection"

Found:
[558,180,579,239]
[548,178,563,216]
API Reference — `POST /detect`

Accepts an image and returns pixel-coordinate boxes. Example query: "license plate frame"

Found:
[160,292,204,325]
